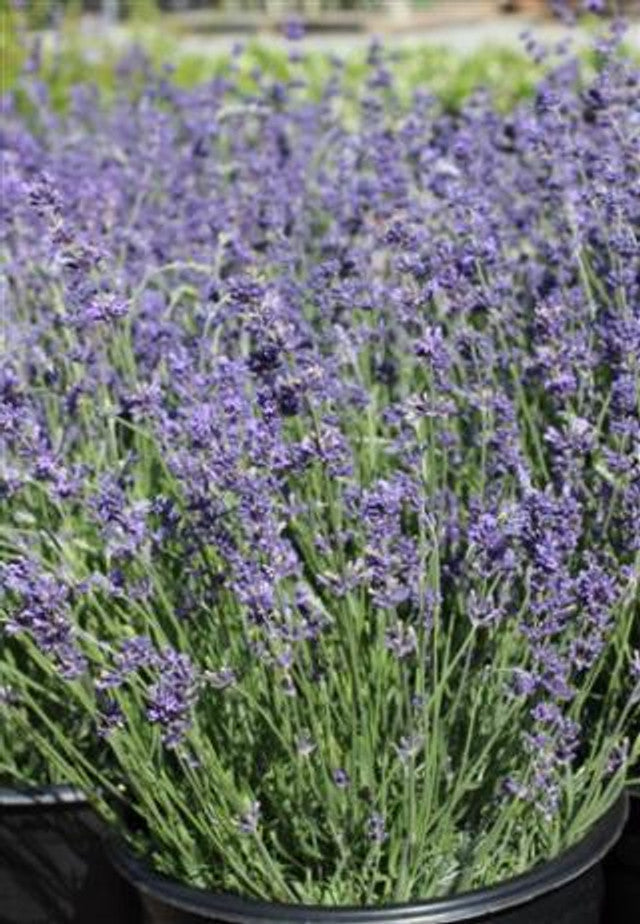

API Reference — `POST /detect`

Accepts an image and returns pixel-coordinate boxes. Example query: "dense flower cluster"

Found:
[1,25,639,906]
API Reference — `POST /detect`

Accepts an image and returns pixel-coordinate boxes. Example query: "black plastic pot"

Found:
[603,788,640,924]
[111,794,627,924]
[0,784,141,924]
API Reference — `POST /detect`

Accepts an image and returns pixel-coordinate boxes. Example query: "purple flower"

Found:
[332,768,350,789]
[606,739,629,776]
[97,636,158,691]
[1,559,86,679]
[3,29,640,900]
[237,800,261,835]
[98,698,125,738]
[384,622,417,659]
[147,649,198,748]
[366,812,388,844]
[81,294,129,325]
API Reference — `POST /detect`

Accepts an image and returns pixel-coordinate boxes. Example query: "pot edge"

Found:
[0,783,87,809]
[109,792,629,924]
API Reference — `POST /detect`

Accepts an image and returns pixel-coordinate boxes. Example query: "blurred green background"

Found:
[2,0,637,113]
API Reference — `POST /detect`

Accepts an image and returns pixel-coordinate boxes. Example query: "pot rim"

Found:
[110,792,627,924]
[0,783,87,809]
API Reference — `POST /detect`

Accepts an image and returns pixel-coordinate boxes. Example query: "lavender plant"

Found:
[1,24,639,906]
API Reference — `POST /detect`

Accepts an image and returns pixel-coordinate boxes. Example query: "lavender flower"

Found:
[147,649,198,748]
[384,622,417,659]
[2,27,639,907]
[237,801,261,835]
[98,698,125,738]
[366,812,388,844]
[1,560,86,678]
[332,769,350,789]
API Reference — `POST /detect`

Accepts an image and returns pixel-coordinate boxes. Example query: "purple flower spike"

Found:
[147,649,198,748]
[237,801,261,835]
[367,812,388,844]
[332,768,350,789]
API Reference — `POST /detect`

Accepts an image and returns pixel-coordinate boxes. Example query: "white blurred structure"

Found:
[102,0,119,23]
